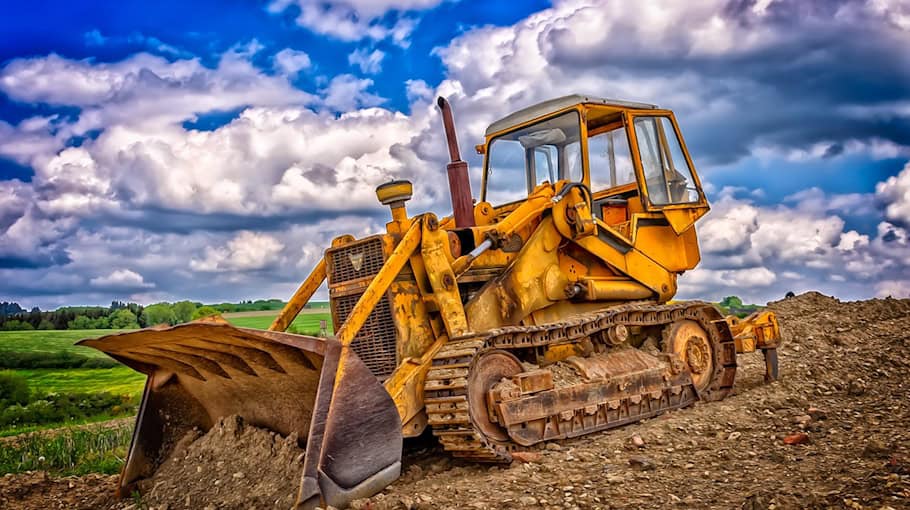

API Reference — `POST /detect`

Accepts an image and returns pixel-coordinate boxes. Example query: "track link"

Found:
[423,301,736,461]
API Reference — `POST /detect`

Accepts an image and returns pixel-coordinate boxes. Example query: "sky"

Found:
[0,0,909,309]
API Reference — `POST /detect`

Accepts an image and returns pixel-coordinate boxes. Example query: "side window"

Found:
[589,126,635,192]
[486,138,527,204]
[565,141,583,182]
[634,117,699,205]
[532,146,557,185]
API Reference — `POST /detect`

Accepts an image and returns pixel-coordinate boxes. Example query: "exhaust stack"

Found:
[437,96,475,228]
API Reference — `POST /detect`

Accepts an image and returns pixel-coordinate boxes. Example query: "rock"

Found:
[546,443,563,451]
[631,434,645,448]
[628,456,656,471]
[511,451,543,463]
[807,407,827,420]
[793,414,812,425]
[862,440,889,459]
[847,379,866,396]
[519,496,538,506]
[727,431,742,440]
[783,433,809,445]
[232,472,245,479]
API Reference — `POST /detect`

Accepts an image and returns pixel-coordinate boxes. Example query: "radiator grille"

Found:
[332,293,398,379]
[328,237,386,285]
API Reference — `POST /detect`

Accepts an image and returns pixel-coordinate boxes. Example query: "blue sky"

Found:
[1,0,909,308]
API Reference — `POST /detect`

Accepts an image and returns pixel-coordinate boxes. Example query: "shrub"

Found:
[192,306,220,320]
[37,319,55,330]
[0,372,30,407]
[1,320,34,331]
[141,303,176,326]
[109,309,140,329]
[0,391,138,429]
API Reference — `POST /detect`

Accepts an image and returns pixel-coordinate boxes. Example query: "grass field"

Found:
[224,310,333,333]
[0,329,114,358]
[19,367,146,396]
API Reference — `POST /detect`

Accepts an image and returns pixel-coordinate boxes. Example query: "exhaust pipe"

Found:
[437,96,475,228]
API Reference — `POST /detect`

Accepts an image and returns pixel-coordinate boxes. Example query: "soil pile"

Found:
[139,415,304,510]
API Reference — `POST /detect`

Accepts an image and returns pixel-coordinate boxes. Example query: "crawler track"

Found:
[423,302,736,461]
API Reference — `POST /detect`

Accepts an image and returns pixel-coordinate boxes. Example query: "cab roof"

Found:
[485,94,657,137]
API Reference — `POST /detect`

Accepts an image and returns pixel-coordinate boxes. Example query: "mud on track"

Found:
[3,292,908,509]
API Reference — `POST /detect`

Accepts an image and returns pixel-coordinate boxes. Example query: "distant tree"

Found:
[192,306,220,320]
[0,372,30,407]
[68,315,97,329]
[37,319,55,330]
[142,303,177,326]
[719,296,744,309]
[109,309,140,329]
[173,301,197,324]
[1,320,34,331]
[0,302,24,318]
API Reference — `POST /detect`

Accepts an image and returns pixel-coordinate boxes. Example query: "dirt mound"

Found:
[138,415,304,509]
[0,472,117,510]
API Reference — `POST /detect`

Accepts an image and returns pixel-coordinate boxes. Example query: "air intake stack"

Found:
[437,96,475,228]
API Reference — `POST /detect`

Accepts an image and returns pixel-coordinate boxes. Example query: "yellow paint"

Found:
[266,96,780,440]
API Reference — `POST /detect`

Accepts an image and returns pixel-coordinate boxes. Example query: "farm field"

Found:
[19,367,145,396]
[223,309,332,333]
[0,329,114,358]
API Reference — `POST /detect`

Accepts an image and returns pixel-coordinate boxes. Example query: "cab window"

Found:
[589,125,634,192]
[633,116,699,205]
[484,111,581,204]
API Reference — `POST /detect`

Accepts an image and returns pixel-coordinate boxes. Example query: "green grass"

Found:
[0,424,133,475]
[0,329,118,358]
[16,367,145,397]
[226,311,333,333]
[0,413,129,438]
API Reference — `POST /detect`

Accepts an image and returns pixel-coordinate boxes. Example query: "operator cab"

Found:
[480,95,708,234]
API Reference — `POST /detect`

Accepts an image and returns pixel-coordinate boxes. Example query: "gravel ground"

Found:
[3,292,908,510]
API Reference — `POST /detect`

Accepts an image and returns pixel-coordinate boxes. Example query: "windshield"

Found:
[484,110,582,204]
[634,116,700,205]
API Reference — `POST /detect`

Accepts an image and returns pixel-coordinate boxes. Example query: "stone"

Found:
[512,451,543,463]
[783,433,809,445]
[628,455,656,471]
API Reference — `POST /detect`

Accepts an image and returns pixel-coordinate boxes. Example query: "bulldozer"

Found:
[80,95,782,509]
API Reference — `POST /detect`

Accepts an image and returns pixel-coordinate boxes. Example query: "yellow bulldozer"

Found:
[81,95,782,509]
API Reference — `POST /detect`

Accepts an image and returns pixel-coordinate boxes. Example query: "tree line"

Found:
[0,300,219,331]
[0,298,301,331]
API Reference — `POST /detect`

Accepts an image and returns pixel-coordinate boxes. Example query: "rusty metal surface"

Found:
[437,96,475,228]
[423,301,736,462]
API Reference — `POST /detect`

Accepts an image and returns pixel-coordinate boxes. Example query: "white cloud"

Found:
[348,48,385,74]
[268,0,443,44]
[90,269,154,289]
[320,74,385,111]
[274,48,312,76]
[2,0,910,308]
[0,50,314,136]
[190,231,285,272]
[876,162,910,224]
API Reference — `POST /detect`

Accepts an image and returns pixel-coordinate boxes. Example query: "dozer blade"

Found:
[78,322,402,509]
